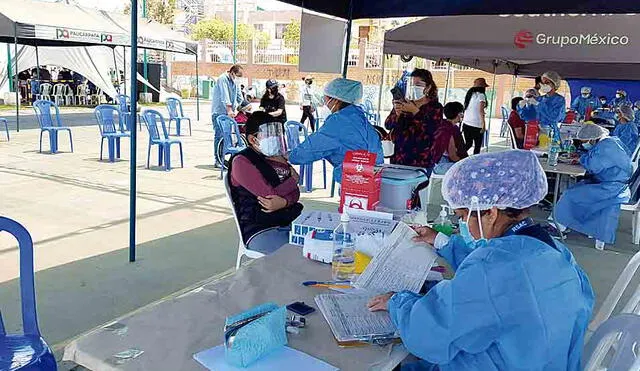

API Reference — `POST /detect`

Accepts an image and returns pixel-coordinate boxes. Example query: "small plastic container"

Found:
[379,166,429,211]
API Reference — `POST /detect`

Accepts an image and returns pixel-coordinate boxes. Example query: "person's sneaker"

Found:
[595,240,605,250]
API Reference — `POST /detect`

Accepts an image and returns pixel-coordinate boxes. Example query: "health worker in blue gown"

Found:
[288,77,383,183]
[571,86,598,120]
[517,71,566,141]
[610,89,632,109]
[612,104,639,157]
[634,101,640,126]
[555,123,632,250]
[368,150,595,371]
[516,88,539,122]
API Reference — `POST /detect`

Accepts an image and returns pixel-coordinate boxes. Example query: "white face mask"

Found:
[581,93,589,98]
[540,84,553,94]
[616,94,623,99]
[258,136,282,157]
[411,86,426,100]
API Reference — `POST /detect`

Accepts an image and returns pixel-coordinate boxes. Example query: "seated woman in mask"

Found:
[555,123,632,250]
[228,112,303,254]
[368,150,594,371]
[289,78,383,184]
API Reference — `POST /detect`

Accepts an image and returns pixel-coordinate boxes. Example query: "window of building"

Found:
[254,23,264,32]
[275,23,287,39]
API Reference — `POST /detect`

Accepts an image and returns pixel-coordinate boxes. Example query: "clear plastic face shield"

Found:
[255,122,287,157]
[405,78,427,101]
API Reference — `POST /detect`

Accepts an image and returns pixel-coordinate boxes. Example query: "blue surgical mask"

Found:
[614,113,620,121]
[259,136,282,157]
[459,205,487,249]
[582,142,594,150]
[459,221,475,245]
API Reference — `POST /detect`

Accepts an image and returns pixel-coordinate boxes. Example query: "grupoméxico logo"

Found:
[515,29,630,48]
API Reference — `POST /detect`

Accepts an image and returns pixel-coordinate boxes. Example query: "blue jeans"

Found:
[246,227,291,254]
[212,113,223,166]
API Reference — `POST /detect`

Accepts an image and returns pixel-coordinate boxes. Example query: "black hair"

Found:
[599,96,607,100]
[443,101,464,120]
[464,86,486,110]
[244,111,273,138]
[409,68,438,99]
[473,207,529,219]
[229,64,243,74]
[511,97,524,111]
[535,76,542,86]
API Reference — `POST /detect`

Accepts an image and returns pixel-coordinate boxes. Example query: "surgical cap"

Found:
[580,86,592,94]
[619,104,635,121]
[576,123,608,141]
[617,89,627,97]
[324,78,363,105]
[442,150,548,211]
[525,88,539,98]
[542,71,562,89]
[634,100,640,108]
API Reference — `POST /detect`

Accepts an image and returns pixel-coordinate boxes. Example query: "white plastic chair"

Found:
[37,83,52,101]
[223,174,265,270]
[63,85,74,106]
[589,250,640,340]
[76,84,88,105]
[583,313,640,371]
[506,123,518,150]
[90,87,103,106]
[52,83,65,106]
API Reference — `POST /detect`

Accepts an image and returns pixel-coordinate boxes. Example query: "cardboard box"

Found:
[339,150,382,213]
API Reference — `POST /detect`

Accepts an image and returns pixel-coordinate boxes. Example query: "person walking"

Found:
[462,78,489,154]
[299,76,316,131]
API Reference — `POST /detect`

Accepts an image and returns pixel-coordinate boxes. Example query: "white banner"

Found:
[34,25,128,46]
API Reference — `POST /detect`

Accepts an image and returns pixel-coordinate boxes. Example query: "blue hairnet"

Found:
[324,78,363,105]
[442,150,548,210]
[576,123,608,141]
[580,86,591,94]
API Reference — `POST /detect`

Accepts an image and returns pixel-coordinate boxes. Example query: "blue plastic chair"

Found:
[142,109,184,171]
[284,120,327,193]
[33,100,73,154]
[500,106,510,138]
[166,97,192,136]
[215,115,246,179]
[0,118,8,141]
[0,217,57,371]
[363,99,380,126]
[95,105,130,162]
[116,94,134,132]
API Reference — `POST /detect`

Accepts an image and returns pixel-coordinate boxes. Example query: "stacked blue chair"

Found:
[0,216,57,371]
[95,105,130,162]
[284,120,327,193]
[215,115,246,179]
[166,97,192,136]
[0,118,8,141]
[142,109,184,171]
[116,94,134,132]
[363,99,380,126]
[33,100,73,154]
[500,106,510,138]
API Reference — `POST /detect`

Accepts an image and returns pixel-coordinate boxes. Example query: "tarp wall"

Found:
[567,79,640,106]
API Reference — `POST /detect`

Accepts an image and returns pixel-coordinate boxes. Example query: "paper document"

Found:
[193,344,338,371]
[315,294,398,343]
[354,222,438,294]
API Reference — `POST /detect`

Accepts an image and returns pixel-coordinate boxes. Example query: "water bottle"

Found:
[548,140,560,167]
[332,213,356,281]
[432,205,454,236]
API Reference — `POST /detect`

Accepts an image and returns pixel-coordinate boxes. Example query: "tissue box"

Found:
[302,230,334,264]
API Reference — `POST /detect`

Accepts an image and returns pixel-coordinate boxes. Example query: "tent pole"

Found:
[142,0,148,94]
[510,74,517,99]
[342,0,354,78]
[129,0,139,263]
[195,52,200,120]
[123,46,127,95]
[233,0,237,62]
[35,44,40,81]
[14,24,19,132]
[112,47,119,93]
[376,54,386,126]
[485,61,498,153]
[6,44,12,92]
[443,59,452,104]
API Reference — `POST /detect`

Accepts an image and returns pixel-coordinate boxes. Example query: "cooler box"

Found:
[378,165,429,212]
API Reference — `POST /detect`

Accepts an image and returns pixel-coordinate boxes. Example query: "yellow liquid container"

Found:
[538,132,550,149]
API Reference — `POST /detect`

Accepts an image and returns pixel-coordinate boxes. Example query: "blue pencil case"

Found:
[224,302,287,367]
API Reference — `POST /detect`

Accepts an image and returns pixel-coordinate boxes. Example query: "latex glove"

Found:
[529,98,539,106]
[518,100,527,108]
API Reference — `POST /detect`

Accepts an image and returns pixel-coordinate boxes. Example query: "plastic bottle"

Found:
[432,205,454,236]
[548,139,560,167]
[332,213,356,281]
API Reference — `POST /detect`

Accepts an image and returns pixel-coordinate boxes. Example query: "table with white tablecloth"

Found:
[63,244,409,370]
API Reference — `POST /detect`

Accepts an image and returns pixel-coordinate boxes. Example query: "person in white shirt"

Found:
[299,75,316,131]
[462,78,489,154]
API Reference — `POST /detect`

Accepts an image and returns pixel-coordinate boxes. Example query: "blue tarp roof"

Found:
[278,0,639,19]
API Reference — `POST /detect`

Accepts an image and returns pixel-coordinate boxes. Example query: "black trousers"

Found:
[300,105,316,132]
[462,124,484,155]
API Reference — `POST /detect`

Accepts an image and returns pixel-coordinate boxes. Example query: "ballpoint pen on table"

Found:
[302,280,352,289]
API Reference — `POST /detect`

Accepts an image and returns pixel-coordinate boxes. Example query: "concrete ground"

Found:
[0,102,639,368]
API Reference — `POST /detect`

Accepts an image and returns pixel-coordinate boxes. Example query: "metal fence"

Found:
[253,40,299,65]
[204,40,249,64]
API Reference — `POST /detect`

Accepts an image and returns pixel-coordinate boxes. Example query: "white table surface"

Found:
[63,245,408,370]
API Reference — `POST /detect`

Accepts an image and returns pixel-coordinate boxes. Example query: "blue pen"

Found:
[303,280,351,286]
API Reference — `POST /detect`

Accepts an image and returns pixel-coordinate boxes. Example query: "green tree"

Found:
[282,20,300,44]
[124,0,176,25]
[191,18,256,42]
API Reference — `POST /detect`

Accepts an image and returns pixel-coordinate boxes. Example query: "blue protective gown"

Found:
[571,95,598,118]
[612,122,639,157]
[555,137,632,243]
[610,97,632,109]
[537,94,566,142]
[288,104,383,183]
[388,233,594,371]
[517,103,537,122]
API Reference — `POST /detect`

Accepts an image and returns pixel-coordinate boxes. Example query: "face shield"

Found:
[256,122,287,157]
[405,79,427,101]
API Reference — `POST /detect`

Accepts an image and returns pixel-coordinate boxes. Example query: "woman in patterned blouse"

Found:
[384,69,443,175]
